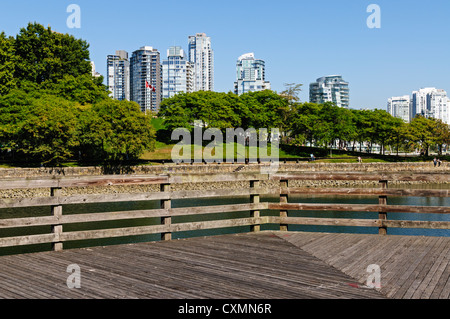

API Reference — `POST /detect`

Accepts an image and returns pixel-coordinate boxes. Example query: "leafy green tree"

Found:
[387,120,409,156]
[408,115,436,156]
[432,119,450,155]
[0,91,79,165]
[79,100,156,163]
[41,74,109,105]
[287,102,321,145]
[14,23,91,85]
[0,32,16,95]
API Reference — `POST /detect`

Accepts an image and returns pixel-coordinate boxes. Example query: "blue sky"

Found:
[1,0,450,110]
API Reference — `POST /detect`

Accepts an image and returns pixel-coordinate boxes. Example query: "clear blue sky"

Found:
[1,0,450,110]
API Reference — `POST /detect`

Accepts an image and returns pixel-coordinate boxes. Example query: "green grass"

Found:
[141,142,292,161]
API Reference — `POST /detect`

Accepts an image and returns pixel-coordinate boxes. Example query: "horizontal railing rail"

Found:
[0,171,449,253]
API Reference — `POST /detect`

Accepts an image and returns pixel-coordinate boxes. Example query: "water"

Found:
[0,187,449,256]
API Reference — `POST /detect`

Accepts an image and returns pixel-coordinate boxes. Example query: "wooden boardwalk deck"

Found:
[0,232,448,299]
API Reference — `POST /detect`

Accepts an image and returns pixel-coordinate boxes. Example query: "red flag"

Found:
[146,81,152,89]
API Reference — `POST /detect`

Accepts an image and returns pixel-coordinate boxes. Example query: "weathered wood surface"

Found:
[0,171,449,190]
[0,175,170,190]
[0,232,386,299]
[0,171,448,251]
[281,232,450,299]
[281,188,450,197]
[272,172,450,182]
[0,187,274,209]
[0,232,448,299]
[269,203,450,214]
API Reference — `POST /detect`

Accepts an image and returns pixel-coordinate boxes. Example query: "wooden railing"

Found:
[0,171,449,252]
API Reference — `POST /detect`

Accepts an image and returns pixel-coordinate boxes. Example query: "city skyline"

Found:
[1,0,450,110]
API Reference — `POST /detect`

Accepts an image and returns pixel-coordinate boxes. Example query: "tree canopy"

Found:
[0,23,155,166]
[159,90,449,156]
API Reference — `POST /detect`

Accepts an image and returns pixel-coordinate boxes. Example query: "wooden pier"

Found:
[0,231,448,299]
[0,170,449,299]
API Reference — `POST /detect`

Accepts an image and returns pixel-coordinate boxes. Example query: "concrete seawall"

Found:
[0,162,447,178]
[0,162,448,199]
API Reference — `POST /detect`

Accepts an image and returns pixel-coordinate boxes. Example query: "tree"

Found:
[287,102,321,145]
[280,83,303,104]
[41,74,109,105]
[0,32,16,95]
[408,115,436,156]
[14,23,91,85]
[428,118,450,155]
[79,100,156,163]
[0,91,79,165]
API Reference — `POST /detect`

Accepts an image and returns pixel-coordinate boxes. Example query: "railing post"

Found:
[280,179,289,231]
[378,180,388,235]
[50,187,63,251]
[160,183,172,241]
[250,180,260,232]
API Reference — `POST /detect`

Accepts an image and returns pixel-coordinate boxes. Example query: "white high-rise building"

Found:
[162,46,193,99]
[233,53,271,95]
[411,88,449,124]
[130,46,161,113]
[107,50,130,101]
[188,33,214,92]
[387,95,410,123]
[309,75,349,108]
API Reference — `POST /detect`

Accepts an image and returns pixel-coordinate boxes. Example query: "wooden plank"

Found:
[58,217,266,242]
[272,172,450,182]
[382,220,450,230]
[0,175,170,190]
[0,171,448,191]
[250,180,261,232]
[272,216,381,228]
[379,181,388,235]
[280,180,289,232]
[281,188,450,198]
[412,239,450,298]
[0,187,275,209]
[269,203,450,214]
[168,172,270,184]
[0,233,56,248]
[51,187,63,251]
[0,203,268,230]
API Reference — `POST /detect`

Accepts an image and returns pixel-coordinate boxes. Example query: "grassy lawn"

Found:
[141,142,292,161]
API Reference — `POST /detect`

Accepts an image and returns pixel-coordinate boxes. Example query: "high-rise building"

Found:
[309,75,349,108]
[233,53,271,95]
[107,50,130,101]
[90,61,102,78]
[188,33,214,92]
[162,46,193,99]
[130,46,161,113]
[387,95,410,123]
[411,88,449,124]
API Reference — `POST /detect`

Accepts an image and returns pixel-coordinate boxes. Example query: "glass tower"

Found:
[130,46,161,113]
[107,50,130,101]
[188,33,214,92]
[162,46,193,99]
[387,95,410,123]
[234,53,270,95]
[309,75,349,108]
